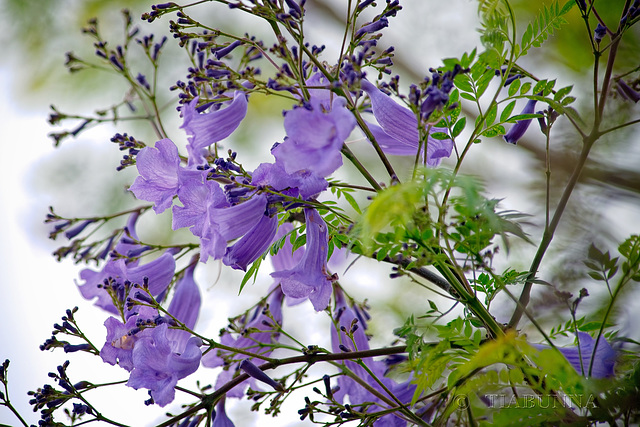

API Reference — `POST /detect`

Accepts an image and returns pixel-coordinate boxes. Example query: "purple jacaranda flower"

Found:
[202,287,284,397]
[212,399,235,427]
[129,138,181,214]
[272,97,356,178]
[360,79,453,167]
[181,93,248,165]
[503,98,538,144]
[223,213,279,271]
[77,251,176,315]
[100,262,201,374]
[165,262,201,351]
[127,323,202,407]
[172,178,228,261]
[101,315,148,371]
[172,178,269,262]
[534,332,616,379]
[271,209,335,311]
[331,289,415,426]
[251,162,328,200]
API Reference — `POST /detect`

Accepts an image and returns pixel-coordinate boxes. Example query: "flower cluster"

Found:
[30,0,640,426]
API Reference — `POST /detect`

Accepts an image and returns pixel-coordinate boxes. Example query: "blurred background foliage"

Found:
[2,0,640,349]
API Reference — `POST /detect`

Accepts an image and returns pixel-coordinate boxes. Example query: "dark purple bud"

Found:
[109,55,124,71]
[503,98,538,144]
[72,403,91,415]
[285,0,303,17]
[153,2,176,9]
[322,374,332,398]
[594,23,607,44]
[239,360,284,391]
[537,112,548,135]
[215,41,242,60]
[617,79,640,103]
[355,17,388,38]
[64,220,93,239]
[136,73,151,90]
[63,343,92,353]
[357,0,376,11]
[504,74,522,86]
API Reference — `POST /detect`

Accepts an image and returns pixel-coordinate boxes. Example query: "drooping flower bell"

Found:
[503,98,538,144]
[271,209,336,311]
[360,79,454,167]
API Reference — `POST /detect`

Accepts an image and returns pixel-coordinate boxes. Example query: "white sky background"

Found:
[2,1,640,426]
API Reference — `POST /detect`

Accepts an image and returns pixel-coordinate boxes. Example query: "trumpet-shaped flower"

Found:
[271,209,335,311]
[127,324,203,407]
[272,97,356,178]
[360,79,453,166]
[181,93,248,165]
[503,98,538,144]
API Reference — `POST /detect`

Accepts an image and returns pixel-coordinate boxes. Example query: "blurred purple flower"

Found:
[212,399,235,427]
[534,332,616,378]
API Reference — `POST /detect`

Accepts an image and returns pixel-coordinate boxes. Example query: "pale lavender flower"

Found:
[271,209,335,311]
[100,262,201,377]
[100,315,147,371]
[129,138,181,213]
[272,97,356,178]
[181,93,248,165]
[127,323,202,407]
[173,178,269,263]
[172,178,228,261]
[77,251,176,315]
[251,162,328,200]
[360,79,453,167]
[165,263,201,351]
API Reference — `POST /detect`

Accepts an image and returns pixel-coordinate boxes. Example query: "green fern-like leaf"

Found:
[520,1,575,57]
